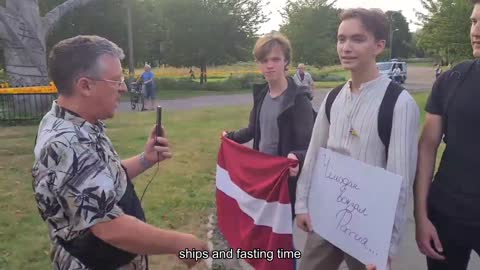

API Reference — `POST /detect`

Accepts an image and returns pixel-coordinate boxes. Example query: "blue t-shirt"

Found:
[141,71,154,86]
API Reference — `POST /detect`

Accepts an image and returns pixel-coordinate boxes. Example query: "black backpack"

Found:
[324,81,404,160]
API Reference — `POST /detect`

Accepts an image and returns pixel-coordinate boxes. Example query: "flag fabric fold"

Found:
[216,137,298,270]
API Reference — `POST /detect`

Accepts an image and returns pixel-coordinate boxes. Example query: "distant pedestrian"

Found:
[434,64,442,78]
[293,63,315,99]
[138,64,155,110]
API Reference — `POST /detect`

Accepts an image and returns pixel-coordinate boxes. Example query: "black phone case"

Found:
[155,106,162,145]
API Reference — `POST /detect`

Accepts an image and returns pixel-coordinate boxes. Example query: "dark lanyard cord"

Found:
[140,152,160,202]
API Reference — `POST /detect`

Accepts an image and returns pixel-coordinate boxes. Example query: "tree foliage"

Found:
[280,0,339,67]
[41,0,158,67]
[386,11,412,59]
[0,0,99,86]
[159,0,267,66]
[158,0,268,83]
[417,0,473,64]
[1,0,267,85]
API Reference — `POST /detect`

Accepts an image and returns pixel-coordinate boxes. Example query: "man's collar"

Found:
[50,100,105,134]
[346,74,388,93]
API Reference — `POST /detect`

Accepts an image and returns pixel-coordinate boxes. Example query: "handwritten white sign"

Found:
[308,148,402,270]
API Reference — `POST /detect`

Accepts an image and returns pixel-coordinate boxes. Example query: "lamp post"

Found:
[126,0,135,79]
[388,13,399,60]
[390,28,399,60]
[126,0,144,80]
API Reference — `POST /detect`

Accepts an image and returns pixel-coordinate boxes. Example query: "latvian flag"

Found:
[216,137,298,270]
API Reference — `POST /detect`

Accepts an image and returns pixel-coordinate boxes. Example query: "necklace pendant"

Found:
[350,127,358,137]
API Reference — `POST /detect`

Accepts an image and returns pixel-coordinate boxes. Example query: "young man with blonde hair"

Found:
[224,31,315,216]
[295,8,420,270]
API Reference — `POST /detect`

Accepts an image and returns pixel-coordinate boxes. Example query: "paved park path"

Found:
[118,65,436,113]
[121,66,480,269]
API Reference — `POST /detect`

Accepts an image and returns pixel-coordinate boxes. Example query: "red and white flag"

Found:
[216,137,298,270]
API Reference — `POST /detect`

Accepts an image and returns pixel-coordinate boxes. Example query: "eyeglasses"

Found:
[87,76,125,87]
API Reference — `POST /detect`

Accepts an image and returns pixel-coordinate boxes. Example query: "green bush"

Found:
[214,79,241,90]
[153,73,265,91]
[154,77,177,89]
[321,74,346,81]
[154,77,202,90]
[406,58,435,63]
[310,72,345,82]
[0,69,7,81]
[225,73,265,89]
[202,76,226,80]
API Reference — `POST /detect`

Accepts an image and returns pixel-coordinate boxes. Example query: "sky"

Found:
[258,0,427,34]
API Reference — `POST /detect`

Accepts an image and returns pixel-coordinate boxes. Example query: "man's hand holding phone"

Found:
[144,106,171,164]
[144,124,171,165]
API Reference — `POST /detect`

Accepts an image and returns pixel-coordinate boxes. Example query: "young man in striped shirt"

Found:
[294,8,420,270]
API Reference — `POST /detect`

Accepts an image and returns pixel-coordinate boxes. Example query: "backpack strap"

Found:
[325,84,345,123]
[378,81,404,160]
[441,60,475,140]
[325,81,403,161]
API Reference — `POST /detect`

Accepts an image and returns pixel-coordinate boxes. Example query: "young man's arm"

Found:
[91,215,208,267]
[287,94,314,176]
[414,113,445,260]
[225,105,255,144]
[295,96,330,231]
[414,73,447,260]
[385,92,420,259]
[289,94,315,165]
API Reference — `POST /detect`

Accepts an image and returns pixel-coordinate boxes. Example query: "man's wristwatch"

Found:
[139,152,152,169]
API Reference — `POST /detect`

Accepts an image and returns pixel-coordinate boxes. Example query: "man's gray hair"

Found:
[48,35,125,96]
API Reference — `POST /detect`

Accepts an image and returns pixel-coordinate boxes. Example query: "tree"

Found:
[39,0,166,74]
[159,0,268,84]
[386,11,412,59]
[410,30,426,58]
[0,48,4,72]
[0,0,99,87]
[417,0,472,65]
[280,0,339,67]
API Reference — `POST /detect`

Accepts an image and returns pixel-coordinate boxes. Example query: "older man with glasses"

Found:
[32,35,208,270]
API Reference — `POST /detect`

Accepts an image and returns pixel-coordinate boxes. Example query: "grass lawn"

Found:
[0,91,440,269]
[0,70,6,81]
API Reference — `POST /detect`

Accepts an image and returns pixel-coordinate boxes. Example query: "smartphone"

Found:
[155,105,163,145]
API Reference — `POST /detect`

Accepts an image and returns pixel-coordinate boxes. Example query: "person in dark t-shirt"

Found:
[414,1,480,269]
